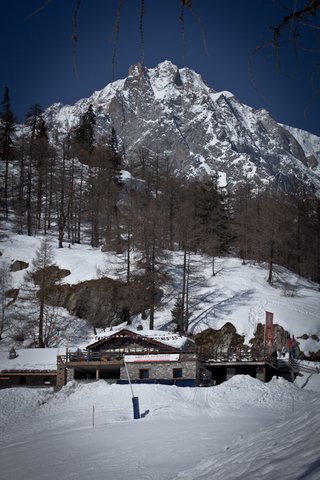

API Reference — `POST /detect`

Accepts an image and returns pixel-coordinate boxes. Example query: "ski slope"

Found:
[0,373,319,480]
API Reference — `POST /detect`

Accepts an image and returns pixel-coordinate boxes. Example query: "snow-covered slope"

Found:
[282,124,320,177]
[41,60,320,191]
[1,229,319,355]
[0,375,319,480]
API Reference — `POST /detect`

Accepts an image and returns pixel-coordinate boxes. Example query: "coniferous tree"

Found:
[0,87,15,219]
[99,128,123,249]
[75,103,96,156]
[74,104,96,244]
[195,175,232,275]
[87,138,124,250]
[171,298,184,333]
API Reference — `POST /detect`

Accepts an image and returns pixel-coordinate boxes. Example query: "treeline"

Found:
[1,88,320,292]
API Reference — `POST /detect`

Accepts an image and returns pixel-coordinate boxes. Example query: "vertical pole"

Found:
[263,320,266,360]
[124,360,134,398]
[92,405,95,429]
[124,360,140,419]
[132,396,140,420]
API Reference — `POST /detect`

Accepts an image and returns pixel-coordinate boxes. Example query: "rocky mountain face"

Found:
[43,60,320,192]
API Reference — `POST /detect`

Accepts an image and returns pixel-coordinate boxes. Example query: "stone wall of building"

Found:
[56,359,66,389]
[120,354,198,384]
[67,368,74,383]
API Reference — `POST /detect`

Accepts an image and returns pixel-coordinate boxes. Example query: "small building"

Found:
[0,348,61,389]
[0,331,296,391]
[57,328,199,389]
[199,348,295,385]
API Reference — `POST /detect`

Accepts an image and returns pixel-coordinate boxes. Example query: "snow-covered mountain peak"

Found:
[114,61,217,103]
[40,60,320,192]
[147,59,180,81]
[90,78,126,105]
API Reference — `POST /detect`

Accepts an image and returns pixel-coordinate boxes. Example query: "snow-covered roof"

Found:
[86,328,190,351]
[0,348,65,372]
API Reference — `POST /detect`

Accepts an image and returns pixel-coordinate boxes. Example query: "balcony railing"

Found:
[199,347,278,364]
[59,351,125,364]
[60,346,181,364]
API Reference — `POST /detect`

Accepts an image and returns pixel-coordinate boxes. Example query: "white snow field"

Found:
[1,226,320,479]
[0,374,319,480]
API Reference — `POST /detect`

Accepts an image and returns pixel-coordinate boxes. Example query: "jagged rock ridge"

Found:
[43,60,320,191]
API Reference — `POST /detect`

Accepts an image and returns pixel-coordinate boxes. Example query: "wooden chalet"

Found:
[0,331,297,391]
[56,328,199,388]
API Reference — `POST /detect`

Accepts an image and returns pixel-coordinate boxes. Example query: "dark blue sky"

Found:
[1,0,319,135]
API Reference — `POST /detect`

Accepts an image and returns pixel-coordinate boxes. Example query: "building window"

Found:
[19,376,26,385]
[139,369,149,379]
[173,368,183,378]
[43,376,51,385]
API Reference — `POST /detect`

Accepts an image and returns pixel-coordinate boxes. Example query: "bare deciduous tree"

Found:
[16,236,59,347]
[0,87,15,220]
[0,262,13,340]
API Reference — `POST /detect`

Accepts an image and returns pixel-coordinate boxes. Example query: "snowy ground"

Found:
[1,229,319,478]
[1,228,320,354]
[0,373,319,480]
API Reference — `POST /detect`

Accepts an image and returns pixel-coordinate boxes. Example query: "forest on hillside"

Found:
[1,89,320,345]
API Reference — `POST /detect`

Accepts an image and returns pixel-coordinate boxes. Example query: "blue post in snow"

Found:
[132,396,140,420]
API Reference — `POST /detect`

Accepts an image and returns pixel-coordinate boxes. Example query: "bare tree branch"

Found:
[72,0,82,80]
[140,0,145,66]
[25,0,53,20]
[272,0,320,42]
[111,0,124,81]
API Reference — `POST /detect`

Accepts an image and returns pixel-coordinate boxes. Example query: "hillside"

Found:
[1,61,320,355]
[1,226,319,356]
